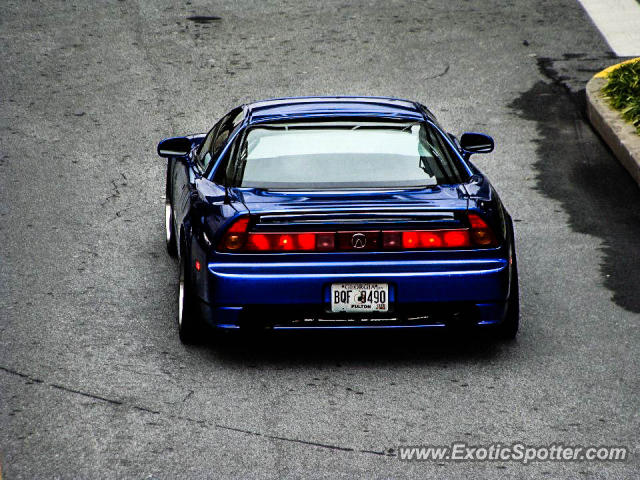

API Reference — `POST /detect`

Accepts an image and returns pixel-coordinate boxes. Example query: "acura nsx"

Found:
[157,97,519,343]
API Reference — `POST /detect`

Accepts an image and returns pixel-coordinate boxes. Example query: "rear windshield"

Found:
[228,122,464,189]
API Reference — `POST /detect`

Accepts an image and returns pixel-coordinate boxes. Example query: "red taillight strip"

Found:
[383,229,472,249]
[218,215,498,252]
[225,229,486,252]
[246,232,324,251]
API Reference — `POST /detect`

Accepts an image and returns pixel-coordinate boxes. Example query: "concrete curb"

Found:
[586,61,640,187]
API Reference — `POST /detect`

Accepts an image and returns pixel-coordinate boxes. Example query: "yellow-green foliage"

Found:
[602,60,640,134]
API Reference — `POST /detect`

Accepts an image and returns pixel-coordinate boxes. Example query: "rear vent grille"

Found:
[258,211,456,226]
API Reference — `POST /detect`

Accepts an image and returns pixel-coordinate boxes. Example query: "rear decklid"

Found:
[234,186,469,230]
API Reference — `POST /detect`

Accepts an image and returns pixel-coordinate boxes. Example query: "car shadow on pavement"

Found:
[202,329,511,367]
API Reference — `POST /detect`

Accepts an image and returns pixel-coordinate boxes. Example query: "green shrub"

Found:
[602,59,640,134]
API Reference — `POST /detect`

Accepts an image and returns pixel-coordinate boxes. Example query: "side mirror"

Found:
[460,132,494,155]
[157,136,192,158]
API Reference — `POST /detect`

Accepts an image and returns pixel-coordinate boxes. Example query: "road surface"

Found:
[1,0,638,478]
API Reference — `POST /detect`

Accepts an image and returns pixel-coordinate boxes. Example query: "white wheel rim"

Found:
[165,203,172,244]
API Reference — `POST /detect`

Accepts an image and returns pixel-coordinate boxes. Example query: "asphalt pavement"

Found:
[1,1,639,478]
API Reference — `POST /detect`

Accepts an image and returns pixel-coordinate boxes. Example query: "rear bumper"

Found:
[198,258,511,330]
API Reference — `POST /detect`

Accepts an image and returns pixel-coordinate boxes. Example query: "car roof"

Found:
[246,96,429,124]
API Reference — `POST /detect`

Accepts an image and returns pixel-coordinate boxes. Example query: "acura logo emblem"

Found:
[351,233,367,249]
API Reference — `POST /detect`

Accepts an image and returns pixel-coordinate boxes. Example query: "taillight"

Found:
[297,233,316,250]
[468,213,497,247]
[386,229,472,249]
[401,231,419,249]
[250,233,317,251]
[382,231,401,249]
[277,234,295,250]
[316,233,335,250]
[219,216,250,251]
[443,230,470,247]
[218,214,498,252]
[224,230,327,252]
[246,233,270,251]
[419,231,443,248]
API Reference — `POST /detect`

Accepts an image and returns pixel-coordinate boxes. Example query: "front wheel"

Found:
[177,249,204,344]
[165,160,177,257]
[165,201,178,257]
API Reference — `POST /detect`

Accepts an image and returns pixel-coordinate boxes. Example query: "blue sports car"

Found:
[158,97,519,343]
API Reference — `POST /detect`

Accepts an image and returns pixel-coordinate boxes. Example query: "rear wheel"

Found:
[177,247,204,344]
[496,258,519,340]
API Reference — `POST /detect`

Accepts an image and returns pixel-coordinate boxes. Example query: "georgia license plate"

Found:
[330,283,389,313]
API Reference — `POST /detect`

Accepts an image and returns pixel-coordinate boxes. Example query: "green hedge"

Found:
[602,59,640,134]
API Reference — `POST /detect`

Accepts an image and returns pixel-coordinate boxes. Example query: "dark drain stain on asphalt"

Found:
[187,16,221,24]
[508,56,640,313]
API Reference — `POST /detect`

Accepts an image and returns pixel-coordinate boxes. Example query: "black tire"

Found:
[496,257,520,340]
[177,247,204,344]
[165,161,178,257]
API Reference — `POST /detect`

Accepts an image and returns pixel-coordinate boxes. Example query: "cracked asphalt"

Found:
[1,1,638,478]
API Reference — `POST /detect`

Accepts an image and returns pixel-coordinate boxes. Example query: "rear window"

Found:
[229,122,463,189]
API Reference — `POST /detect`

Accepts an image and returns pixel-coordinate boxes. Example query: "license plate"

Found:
[330,283,389,313]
